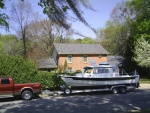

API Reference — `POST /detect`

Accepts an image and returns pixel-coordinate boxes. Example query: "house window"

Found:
[82,55,88,63]
[68,68,73,73]
[67,55,73,63]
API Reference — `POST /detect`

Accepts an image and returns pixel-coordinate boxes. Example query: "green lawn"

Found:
[140,78,150,84]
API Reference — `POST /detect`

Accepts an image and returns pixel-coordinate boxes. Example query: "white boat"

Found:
[60,63,140,94]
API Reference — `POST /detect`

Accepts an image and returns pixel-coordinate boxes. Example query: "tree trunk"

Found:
[22,29,27,59]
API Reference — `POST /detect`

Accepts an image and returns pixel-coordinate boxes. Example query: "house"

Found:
[38,58,57,71]
[39,43,109,72]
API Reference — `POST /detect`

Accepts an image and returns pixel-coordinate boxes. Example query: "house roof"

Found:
[38,58,57,69]
[54,43,109,55]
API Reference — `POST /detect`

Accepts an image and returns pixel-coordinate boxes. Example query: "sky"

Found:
[0,0,125,39]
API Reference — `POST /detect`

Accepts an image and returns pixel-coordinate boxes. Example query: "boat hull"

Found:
[61,75,139,87]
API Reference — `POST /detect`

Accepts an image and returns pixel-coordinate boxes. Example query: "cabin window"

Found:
[82,55,88,63]
[1,78,10,85]
[84,68,92,74]
[98,68,109,73]
[93,69,98,74]
[67,55,73,63]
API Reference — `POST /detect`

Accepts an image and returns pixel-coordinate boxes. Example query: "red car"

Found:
[0,76,41,100]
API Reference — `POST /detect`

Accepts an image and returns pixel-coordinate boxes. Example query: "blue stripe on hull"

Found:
[70,76,136,81]
[70,83,137,90]
[62,76,137,81]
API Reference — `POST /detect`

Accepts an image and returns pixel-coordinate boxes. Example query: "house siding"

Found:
[58,54,107,72]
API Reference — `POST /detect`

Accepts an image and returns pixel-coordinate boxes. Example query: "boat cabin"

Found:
[76,63,124,78]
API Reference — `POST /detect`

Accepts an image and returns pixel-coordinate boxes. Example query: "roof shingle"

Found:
[38,58,57,68]
[54,43,109,54]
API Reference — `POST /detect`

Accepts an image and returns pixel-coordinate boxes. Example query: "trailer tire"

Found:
[64,88,71,95]
[112,87,119,94]
[21,90,33,100]
[119,87,126,94]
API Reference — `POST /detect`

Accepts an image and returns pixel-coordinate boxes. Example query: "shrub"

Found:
[34,71,63,90]
[75,70,82,73]
[0,55,37,83]
[0,55,65,90]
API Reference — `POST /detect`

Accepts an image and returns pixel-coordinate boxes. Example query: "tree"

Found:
[26,18,72,61]
[74,37,96,44]
[1,0,96,37]
[81,37,96,44]
[123,0,150,69]
[0,0,9,30]
[97,1,131,55]
[10,1,33,59]
[0,34,18,55]
[38,0,96,33]
[26,18,55,61]
[133,36,150,68]
[98,21,120,54]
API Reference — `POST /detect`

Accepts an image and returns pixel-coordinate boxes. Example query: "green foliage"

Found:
[0,0,9,30]
[0,55,37,83]
[0,55,64,90]
[133,37,150,67]
[99,21,120,54]
[63,60,68,71]
[98,1,130,56]
[0,35,19,55]
[56,60,68,73]
[0,41,4,52]
[124,0,150,68]
[81,37,96,44]
[75,70,82,73]
[75,37,96,44]
[34,71,63,90]
[140,78,150,84]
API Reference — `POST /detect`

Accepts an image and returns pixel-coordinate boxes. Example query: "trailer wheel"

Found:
[21,90,33,100]
[112,87,119,94]
[119,87,126,94]
[64,88,71,95]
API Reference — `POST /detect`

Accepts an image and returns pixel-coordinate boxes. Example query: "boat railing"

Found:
[120,68,130,76]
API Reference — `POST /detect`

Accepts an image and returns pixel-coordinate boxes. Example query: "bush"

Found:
[75,70,82,73]
[0,55,37,83]
[34,71,64,90]
[0,55,65,90]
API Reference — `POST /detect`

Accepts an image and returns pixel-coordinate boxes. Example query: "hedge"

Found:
[0,55,37,83]
[0,55,64,90]
[34,71,64,90]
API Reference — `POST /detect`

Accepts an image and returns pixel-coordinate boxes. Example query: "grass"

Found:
[140,78,150,84]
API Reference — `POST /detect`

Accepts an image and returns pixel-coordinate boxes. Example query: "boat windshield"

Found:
[84,68,93,74]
